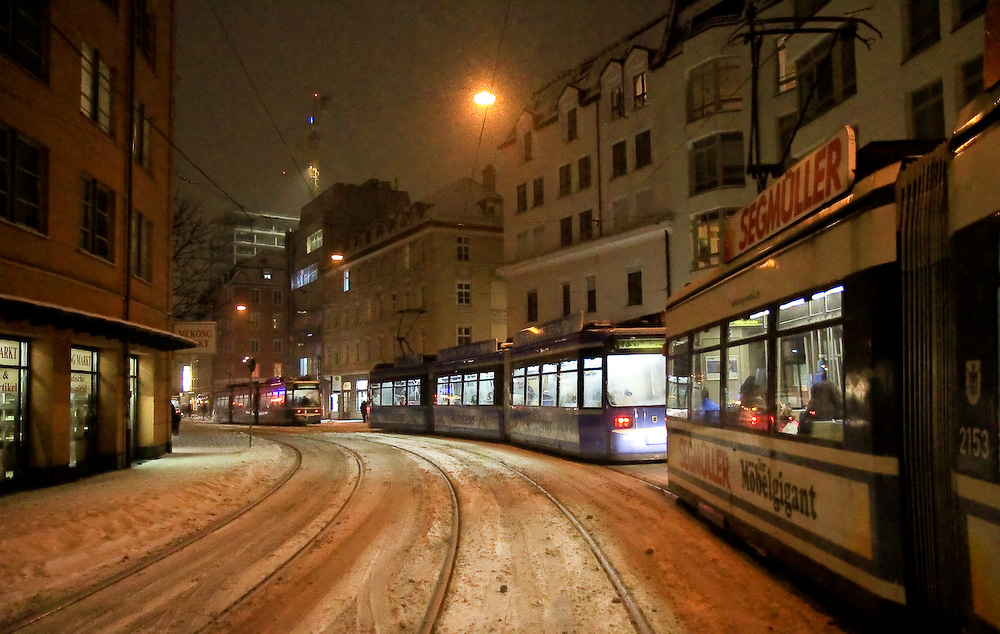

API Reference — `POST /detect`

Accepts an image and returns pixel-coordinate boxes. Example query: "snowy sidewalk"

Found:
[0,423,290,624]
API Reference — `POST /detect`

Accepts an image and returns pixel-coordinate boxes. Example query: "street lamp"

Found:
[474,90,496,106]
[235,304,247,312]
[330,253,344,262]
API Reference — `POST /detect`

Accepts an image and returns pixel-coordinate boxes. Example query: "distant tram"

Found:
[213,377,323,426]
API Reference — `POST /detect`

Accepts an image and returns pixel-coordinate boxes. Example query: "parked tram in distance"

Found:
[664,117,1000,631]
[213,377,323,426]
[368,314,666,462]
[432,339,508,441]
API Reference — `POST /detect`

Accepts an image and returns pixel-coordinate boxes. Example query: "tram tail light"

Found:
[614,415,633,429]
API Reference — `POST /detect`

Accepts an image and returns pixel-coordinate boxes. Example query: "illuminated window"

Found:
[81,44,113,134]
[610,86,624,120]
[343,269,350,292]
[306,228,323,253]
[633,72,647,109]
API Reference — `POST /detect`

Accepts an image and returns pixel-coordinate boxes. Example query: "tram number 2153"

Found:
[958,426,991,460]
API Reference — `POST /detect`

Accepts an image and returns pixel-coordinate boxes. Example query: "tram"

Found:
[212,377,323,426]
[663,116,1000,630]
[368,314,666,462]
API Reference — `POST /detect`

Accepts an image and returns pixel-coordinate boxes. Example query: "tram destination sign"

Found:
[723,126,856,263]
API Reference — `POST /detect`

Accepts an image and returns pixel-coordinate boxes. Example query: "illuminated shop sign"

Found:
[724,126,856,262]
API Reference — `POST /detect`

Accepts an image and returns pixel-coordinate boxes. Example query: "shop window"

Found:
[0,125,46,233]
[80,176,115,260]
[687,57,742,122]
[0,338,28,480]
[69,348,98,468]
[690,132,745,194]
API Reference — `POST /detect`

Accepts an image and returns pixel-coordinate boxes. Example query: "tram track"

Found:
[367,433,655,634]
[0,437,305,634]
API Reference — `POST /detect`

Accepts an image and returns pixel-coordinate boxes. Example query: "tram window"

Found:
[667,337,691,416]
[393,380,406,405]
[692,325,721,350]
[778,285,842,331]
[463,374,478,405]
[559,360,578,407]
[607,353,666,406]
[511,367,526,406]
[371,386,381,407]
[525,366,541,407]
[407,378,421,405]
[727,340,769,431]
[729,309,769,343]
[541,363,558,407]
[582,357,602,408]
[777,324,844,442]
[691,350,722,426]
[479,371,495,405]
[437,377,451,405]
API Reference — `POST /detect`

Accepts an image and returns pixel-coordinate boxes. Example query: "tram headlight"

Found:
[614,415,633,429]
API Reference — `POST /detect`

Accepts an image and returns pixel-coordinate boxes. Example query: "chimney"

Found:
[482,164,496,192]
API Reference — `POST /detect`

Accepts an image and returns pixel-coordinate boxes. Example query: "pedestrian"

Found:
[360,399,369,422]
[170,402,181,436]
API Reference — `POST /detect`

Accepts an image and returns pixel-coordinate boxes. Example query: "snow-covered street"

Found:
[0,422,862,633]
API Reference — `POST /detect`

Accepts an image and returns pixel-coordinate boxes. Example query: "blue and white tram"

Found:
[368,355,435,433]
[506,313,666,462]
[433,339,507,440]
[665,117,1000,631]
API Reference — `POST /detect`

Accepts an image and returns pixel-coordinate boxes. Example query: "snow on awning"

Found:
[0,293,198,351]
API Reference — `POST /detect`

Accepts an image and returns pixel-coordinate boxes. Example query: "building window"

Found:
[457,326,472,346]
[273,339,283,353]
[343,269,351,292]
[612,197,630,232]
[795,0,830,16]
[516,231,529,259]
[579,209,594,241]
[586,276,597,313]
[776,112,798,162]
[611,140,627,178]
[532,225,545,254]
[955,0,986,25]
[560,216,573,247]
[797,35,856,123]
[562,283,571,316]
[250,339,259,353]
[273,290,283,304]
[291,263,318,289]
[272,314,282,329]
[523,130,532,161]
[132,103,151,169]
[566,107,578,141]
[961,56,984,106]
[134,0,155,64]
[776,36,797,93]
[0,126,45,233]
[627,270,643,306]
[578,156,592,190]
[907,0,940,57]
[690,132,745,195]
[457,282,471,306]
[911,79,945,140]
[691,208,737,270]
[687,57,742,122]
[129,211,151,280]
[250,312,261,328]
[80,176,114,260]
[262,270,272,280]
[306,228,323,253]
[533,177,544,207]
[526,290,538,322]
[0,1,45,78]
[633,72,647,109]
[610,86,625,120]
[457,236,470,260]
[251,288,261,303]
[81,44,113,134]
[516,183,527,213]
[634,130,652,169]
[559,164,571,197]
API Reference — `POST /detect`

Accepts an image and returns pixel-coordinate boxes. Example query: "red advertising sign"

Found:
[724,126,856,263]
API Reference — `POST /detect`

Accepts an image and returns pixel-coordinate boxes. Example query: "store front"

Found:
[0,338,28,481]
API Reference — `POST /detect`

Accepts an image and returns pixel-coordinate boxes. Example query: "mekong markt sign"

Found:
[174,322,217,354]
[724,126,857,263]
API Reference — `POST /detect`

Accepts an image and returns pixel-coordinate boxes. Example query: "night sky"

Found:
[173,0,671,217]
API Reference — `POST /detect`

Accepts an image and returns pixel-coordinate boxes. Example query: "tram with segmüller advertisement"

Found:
[664,117,1000,631]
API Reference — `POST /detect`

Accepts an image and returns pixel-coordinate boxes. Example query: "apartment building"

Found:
[0,0,190,487]
[322,170,505,419]
[496,0,987,332]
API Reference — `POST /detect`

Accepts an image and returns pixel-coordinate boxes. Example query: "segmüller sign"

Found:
[174,321,217,354]
[724,126,856,262]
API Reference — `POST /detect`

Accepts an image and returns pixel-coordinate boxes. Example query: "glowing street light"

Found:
[474,90,496,106]
[330,253,344,262]
[235,304,247,312]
